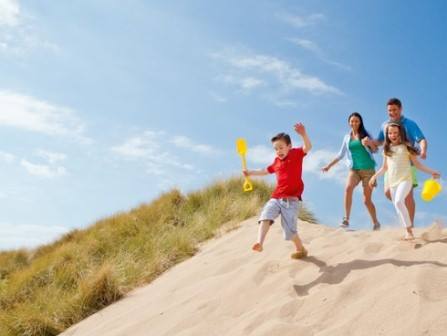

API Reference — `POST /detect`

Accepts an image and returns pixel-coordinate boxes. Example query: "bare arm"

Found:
[243,169,269,177]
[369,156,388,188]
[362,136,379,153]
[322,157,341,172]
[294,123,312,154]
[363,137,383,149]
[410,154,440,178]
[419,139,428,159]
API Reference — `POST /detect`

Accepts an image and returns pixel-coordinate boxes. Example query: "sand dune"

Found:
[60,218,447,336]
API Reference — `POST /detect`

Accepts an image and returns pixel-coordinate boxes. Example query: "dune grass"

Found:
[0,177,316,336]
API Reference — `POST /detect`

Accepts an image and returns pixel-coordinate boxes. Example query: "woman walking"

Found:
[322,112,381,230]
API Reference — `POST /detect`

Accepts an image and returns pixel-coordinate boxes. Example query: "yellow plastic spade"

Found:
[236,138,253,192]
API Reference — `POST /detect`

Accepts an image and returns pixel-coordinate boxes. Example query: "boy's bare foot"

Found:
[291,248,308,259]
[252,243,263,252]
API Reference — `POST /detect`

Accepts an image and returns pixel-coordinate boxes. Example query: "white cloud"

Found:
[36,149,66,164]
[0,27,60,56]
[278,13,325,28]
[303,149,346,184]
[111,131,162,158]
[214,52,342,96]
[289,38,320,53]
[0,222,69,250]
[0,148,67,178]
[0,1,59,56]
[144,154,194,179]
[112,131,217,158]
[170,135,215,155]
[0,0,19,27]
[220,75,265,92]
[0,91,89,142]
[209,91,227,103]
[247,145,275,165]
[240,77,265,90]
[272,99,298,108]
[112,131,212,179]
[0,150,15,163]
[21,159,67,178]
[288,38,351,71]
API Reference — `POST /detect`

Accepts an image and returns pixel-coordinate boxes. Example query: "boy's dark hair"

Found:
[387,97,402,108]
[271,132,291,145]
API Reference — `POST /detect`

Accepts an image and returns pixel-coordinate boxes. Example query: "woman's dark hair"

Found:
[348,112,370,139]
[384,122,418,157]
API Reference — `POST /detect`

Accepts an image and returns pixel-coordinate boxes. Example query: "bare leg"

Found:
[363,185,380,227]
[290,233,308,259]
[390,181,414,239]
[290,233,305,251]
[384,189,392,201]
[406,226,415,240]
[405,189,415,227]
[344,172,358,222]
[252,220,271,252]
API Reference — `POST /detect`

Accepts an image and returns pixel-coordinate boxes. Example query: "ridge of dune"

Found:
[60,218,447,336]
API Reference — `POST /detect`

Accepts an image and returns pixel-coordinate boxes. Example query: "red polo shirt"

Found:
[266,147,306,199]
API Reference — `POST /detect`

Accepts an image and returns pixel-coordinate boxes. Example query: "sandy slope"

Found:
[60,218,447,336]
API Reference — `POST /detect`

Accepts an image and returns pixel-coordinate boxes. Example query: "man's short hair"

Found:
[271,132,291,145]
[387,97,402,108]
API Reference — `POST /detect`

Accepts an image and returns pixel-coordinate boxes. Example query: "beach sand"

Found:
[60,218,447,336]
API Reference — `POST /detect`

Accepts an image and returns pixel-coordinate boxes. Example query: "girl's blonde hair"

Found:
[384,122,418,157]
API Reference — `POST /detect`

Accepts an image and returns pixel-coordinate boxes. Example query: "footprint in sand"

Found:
[243,312,271,334]
[196,298,221,313]
[278,300,303,322]
[417,269,447,302]
[364,242,384,254]
[253,261,281,285]
[250,321,313,336]
[215,258,245,275]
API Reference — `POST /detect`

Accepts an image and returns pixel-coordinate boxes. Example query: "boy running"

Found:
[243,123,312,259]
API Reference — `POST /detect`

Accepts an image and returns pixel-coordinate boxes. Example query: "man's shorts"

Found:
[384,166,418,190]
[349,169,375,188]
[258,198,301,240]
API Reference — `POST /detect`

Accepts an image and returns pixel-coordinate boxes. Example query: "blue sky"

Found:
[0,0,446,250]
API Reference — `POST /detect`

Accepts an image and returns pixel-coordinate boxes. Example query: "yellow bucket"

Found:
[421,179,442,202]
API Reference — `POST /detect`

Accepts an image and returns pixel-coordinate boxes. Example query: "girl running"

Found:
[369,122,440,240]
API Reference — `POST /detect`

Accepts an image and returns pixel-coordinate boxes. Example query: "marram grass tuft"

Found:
[0,177,316,336]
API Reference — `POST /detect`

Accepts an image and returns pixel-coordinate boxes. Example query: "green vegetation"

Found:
[0,177,316,336]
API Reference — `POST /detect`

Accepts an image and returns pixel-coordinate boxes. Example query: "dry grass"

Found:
[0,177,316,336]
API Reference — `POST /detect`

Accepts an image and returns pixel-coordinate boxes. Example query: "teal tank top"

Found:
[349,139,375,170]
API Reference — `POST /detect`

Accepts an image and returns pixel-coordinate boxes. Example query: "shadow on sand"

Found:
[415,237,447,249]
[293,256,447,296]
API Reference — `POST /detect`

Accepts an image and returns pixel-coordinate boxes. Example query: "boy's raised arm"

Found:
[294,123,312,154]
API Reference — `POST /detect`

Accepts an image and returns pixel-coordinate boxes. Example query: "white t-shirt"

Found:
[387,144,412,188]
